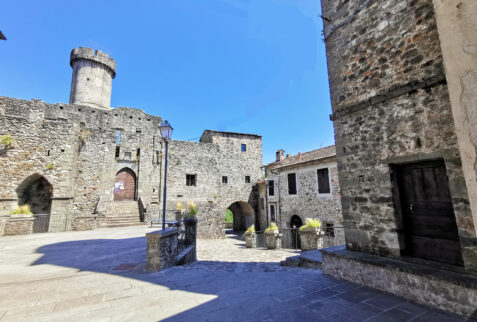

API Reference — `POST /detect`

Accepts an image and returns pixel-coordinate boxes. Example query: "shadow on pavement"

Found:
[31,235,468,322]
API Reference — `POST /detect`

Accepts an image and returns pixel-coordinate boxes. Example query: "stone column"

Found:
[433,0,477,238]
[184,218,198,246]
[146,228,179,271]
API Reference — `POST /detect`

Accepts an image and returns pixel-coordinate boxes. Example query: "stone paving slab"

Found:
[0,226,472,321]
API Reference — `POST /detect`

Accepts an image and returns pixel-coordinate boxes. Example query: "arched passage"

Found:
[290,215,303,229]
[16,174,53,214]
[290,215,303,249]
[227,201,255,232]
[114,168,136,201]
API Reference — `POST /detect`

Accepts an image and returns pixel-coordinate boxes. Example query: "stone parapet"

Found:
[146,228,179,271]
[4,215,34,236]
[70,47,117,77]
[321,247,477,318]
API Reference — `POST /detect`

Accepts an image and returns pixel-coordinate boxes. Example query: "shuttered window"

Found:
[268,180,275,196]
[317,168,330,194]
[186,174,196,186]
[288,173,297,195]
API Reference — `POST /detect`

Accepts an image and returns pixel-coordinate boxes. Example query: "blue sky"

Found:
[0,0,334,164]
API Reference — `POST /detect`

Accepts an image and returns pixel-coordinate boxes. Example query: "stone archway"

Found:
[114,168,136,201]
[290,215,303,249]
[16,174,53,214]
[227,201,255,232]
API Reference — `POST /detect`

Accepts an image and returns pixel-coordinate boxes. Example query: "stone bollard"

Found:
[299,228,324,251]
[184,217,198,246]
[146,228,179,271]
[245,233,257,248]
[265,233,282,250]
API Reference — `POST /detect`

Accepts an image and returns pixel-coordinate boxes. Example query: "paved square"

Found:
[0,227,469,321]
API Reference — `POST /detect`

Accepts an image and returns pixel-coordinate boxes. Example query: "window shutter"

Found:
[317,169,330,193]
[288,173,297,195]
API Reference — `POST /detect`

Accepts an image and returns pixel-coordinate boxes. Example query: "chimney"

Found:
[286,154,292,158]
[276,149,285,162]
[298,152,302,159]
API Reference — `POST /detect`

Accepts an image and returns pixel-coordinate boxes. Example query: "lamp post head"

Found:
[160,120,173,140]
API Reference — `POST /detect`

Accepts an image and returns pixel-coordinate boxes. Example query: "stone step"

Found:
[105,215,140,218]
[101,222,144,228]
[104,217,141,222]
[280,245,346,269]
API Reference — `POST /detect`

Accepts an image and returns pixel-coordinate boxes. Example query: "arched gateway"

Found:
[114,168,136,201]
[16,174,53,214]
[227,201,255,231]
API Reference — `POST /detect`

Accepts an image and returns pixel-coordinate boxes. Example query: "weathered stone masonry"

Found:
[263,146,342,231]
[0,47,262,238]
[320,0,477,315]
[0,96,162,230]
[322,0,477,269]
[166,131,262,238]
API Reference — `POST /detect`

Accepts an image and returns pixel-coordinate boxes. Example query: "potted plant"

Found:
[184,201,198,246]
[299,218,324,251]
[5,204,35,236]
[9,204,33,218]
[265,222,281,249]
[243,225,256,248]
[175,202,185,221]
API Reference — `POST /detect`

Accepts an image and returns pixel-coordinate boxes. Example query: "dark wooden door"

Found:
[114,169,136,201]
[397,160,463,266]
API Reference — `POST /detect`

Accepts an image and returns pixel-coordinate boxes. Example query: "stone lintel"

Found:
[321,247,477,317]
[146,228,178,239]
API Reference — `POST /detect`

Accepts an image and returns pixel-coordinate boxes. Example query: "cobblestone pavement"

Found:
[0,226,470,321]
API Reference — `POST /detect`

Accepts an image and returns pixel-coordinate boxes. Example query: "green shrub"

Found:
[184,201,198,219]
[10,205,33,216]
[225,209,233,223]
[243,225,255,237]
[45,163,55,170]
[0,135,15,146]
[299,218,322,231]
[265,222,279,234]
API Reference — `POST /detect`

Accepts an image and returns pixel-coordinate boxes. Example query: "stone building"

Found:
[320,0,477,316]
[261,146,342,231]
[0,47,262,238]
[164,131,262,238]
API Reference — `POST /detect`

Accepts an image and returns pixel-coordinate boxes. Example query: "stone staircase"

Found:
[280,245,346,269]
[101,201,143,228]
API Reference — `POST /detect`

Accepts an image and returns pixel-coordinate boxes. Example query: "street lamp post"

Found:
[159,120,173,231]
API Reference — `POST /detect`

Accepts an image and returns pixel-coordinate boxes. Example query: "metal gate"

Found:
[33,214,50,233]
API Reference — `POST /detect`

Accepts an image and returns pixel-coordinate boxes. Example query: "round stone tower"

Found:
[69,47,117,109]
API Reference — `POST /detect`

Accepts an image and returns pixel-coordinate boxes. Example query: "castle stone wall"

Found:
[0,96,162,231]
[321,0,477,270]
[164,131,262,238]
